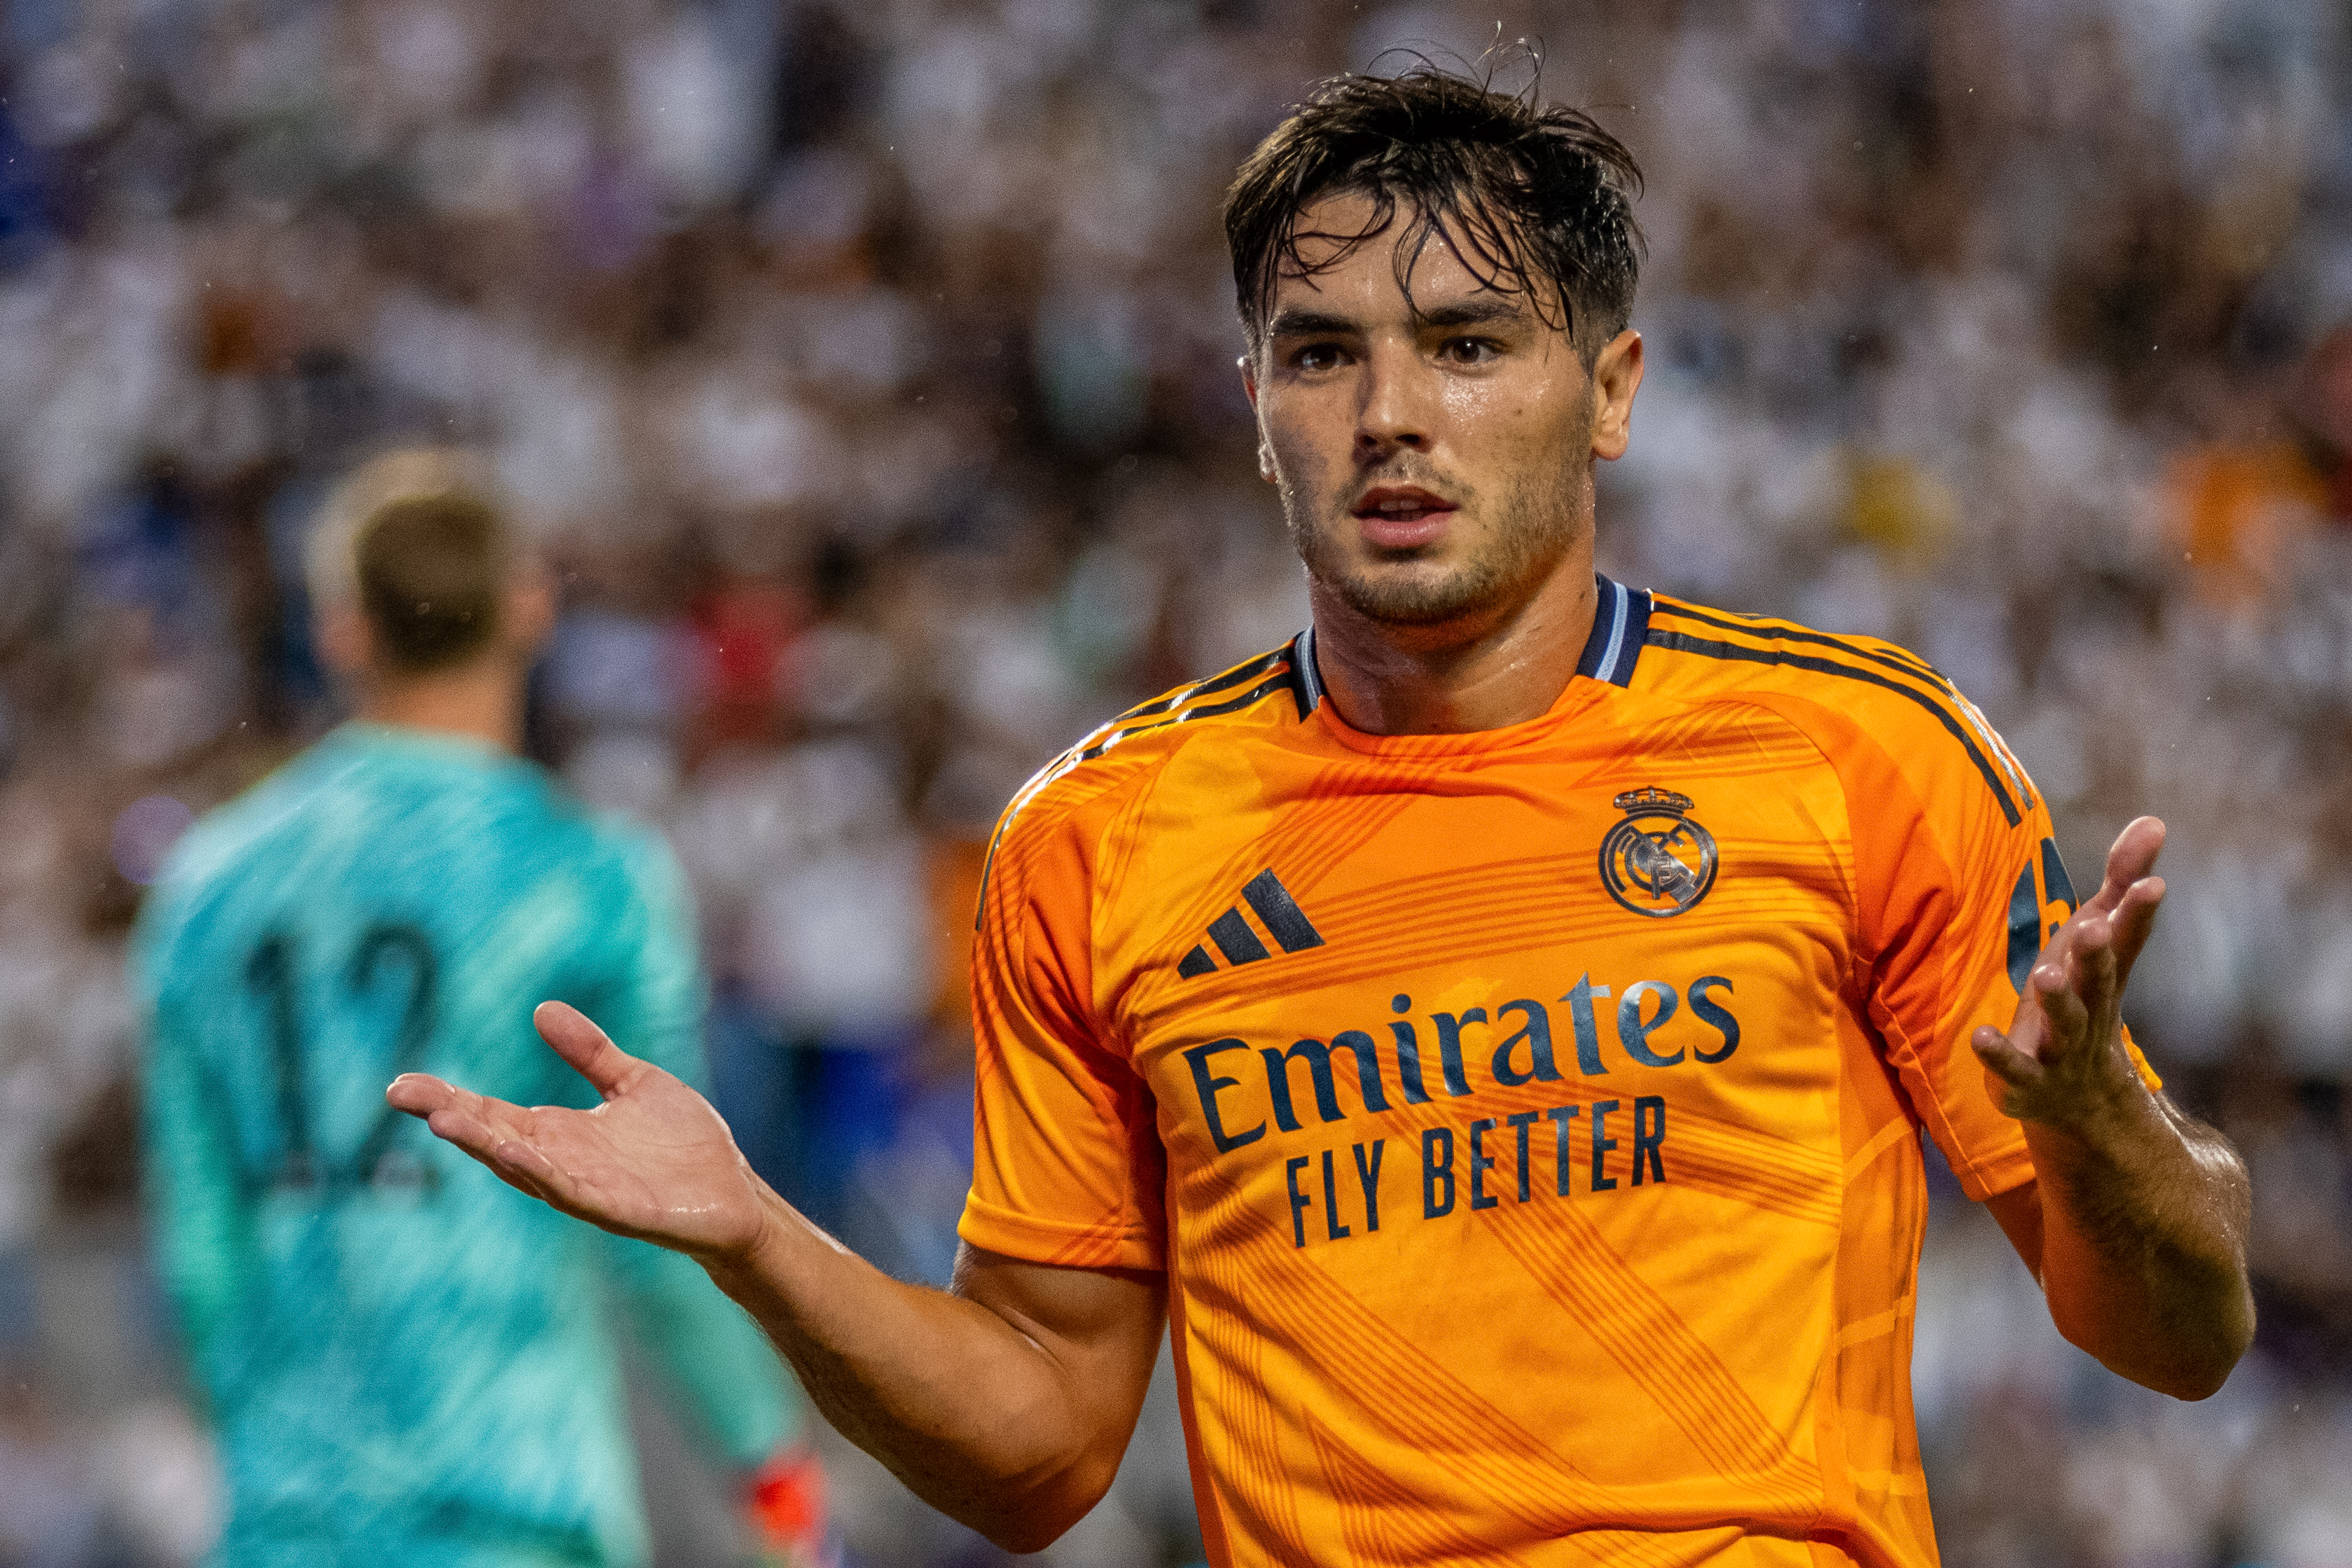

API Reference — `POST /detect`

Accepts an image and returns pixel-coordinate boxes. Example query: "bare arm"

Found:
[386,1002,1164,1552]
[1972,817,2255,1400]
[699,1222,1163,1549]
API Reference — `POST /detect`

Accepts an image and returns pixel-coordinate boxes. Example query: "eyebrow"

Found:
[1264,296,1534,340]
[1416,298,1533,329]
[1264,308,1359,339]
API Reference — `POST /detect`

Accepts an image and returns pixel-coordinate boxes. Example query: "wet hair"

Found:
[354,492,509,673]
[1224,59,1644,364]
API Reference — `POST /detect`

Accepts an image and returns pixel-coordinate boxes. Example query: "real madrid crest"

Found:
[1598,788,1719,918]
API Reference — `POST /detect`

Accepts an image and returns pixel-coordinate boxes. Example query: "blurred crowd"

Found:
[1,0,2351,1562]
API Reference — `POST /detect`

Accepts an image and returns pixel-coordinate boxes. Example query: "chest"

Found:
[1098,742,1861,1190]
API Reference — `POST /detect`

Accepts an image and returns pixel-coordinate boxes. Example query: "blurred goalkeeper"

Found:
[131,450,829,1568]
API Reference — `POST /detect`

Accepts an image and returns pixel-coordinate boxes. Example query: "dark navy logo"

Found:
[1598,789,1718,919]
[1178,868,1326,978]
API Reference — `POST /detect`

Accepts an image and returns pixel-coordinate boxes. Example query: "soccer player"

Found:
[387,69,2255,1565]
[134,450,828,1568]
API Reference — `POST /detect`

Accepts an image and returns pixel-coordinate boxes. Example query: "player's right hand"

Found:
[386,1000,770,1260]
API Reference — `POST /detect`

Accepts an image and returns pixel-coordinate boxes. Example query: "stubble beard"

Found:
[1282,460,1591,628]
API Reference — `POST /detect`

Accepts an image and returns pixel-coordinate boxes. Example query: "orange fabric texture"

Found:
[960,587,2154,1567]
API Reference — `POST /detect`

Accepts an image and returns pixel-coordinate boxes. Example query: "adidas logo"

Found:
[1178,870,1325,978]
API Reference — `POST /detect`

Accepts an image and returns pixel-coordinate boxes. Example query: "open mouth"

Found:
[1353,487,1456,524]
[1352,486,1458,548]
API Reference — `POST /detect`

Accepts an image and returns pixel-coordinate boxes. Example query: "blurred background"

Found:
[1,0,2350,1562]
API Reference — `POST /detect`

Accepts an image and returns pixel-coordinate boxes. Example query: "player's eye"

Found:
[1438,336,1502,365]
[1287,342,1347,372]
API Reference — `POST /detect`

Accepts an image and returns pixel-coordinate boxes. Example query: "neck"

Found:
[357,658,525,753]
[1309,546,1598,736]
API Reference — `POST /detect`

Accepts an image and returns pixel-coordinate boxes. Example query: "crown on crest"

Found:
[1612,786,1694,814]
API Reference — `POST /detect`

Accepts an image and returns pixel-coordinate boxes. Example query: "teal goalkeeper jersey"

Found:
[132,723,799,1568]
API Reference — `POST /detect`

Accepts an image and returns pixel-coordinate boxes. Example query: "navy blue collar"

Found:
[1287,627,1324,716]
[1574,573,1650,687]
[1289,571,1649,715]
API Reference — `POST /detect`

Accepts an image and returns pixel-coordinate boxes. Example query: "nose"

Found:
[1355,340,1431,462]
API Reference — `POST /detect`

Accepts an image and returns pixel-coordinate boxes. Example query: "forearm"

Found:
[606,1233,805,1462]
[387,1006,1158,1548]
[2022,1091,2254,1399]
[696,1190,1125,1550]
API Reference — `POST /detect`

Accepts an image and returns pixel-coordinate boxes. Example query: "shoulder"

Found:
[995,637,1315,846]
[1634,592,2035,829]
[132,744,356,993]
[142,741,345,910]
[583,806,690,915]
[981,637,1315,898]
[462,762,682,930]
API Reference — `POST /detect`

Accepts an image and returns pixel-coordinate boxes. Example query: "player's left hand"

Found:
[742,1442,836,1568]
[1971,815,2166,1135]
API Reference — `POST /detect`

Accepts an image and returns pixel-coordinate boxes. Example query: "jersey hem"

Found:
[1959,1147,2039,1202]
[957,1196,1165,1272]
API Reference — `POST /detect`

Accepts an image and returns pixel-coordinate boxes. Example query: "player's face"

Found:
[1242,192,1640,630]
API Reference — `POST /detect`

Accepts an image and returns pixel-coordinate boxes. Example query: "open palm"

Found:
[386,1000,768,1259]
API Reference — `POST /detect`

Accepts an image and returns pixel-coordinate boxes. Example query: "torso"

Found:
[967,583,2065,1566]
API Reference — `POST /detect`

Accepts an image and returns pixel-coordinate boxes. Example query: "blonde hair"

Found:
[307,449,518,673]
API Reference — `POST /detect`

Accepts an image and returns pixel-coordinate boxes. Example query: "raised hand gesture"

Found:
[386,1000,768,1260]
[1971,815,2168,1132]
[1965,814,2252,1399]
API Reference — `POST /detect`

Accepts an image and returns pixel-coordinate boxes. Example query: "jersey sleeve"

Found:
[1842,688,2159,1202]
[586,824,806,1466]
[581,826,708,1088]
[957,790,1165,1272]
[130,884,258,1409]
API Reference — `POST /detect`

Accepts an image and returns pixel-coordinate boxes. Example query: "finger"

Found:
[423,1109,560,1203]
[480,1136,619,1230]
[417,1095,521,1164]
[2031,946,2093,1057]
[386,1072,455,1117]
[417,1101,579,1207]
[404,1076,545,1164]
[1974,1027,2047,1118]
[2109,874,2165,983]
[2035,904,2079,975]
[2068,919,2123,1050]
[534,1001,647,1100]
[2000,966,2052,1060]
[489,1135,565,1193]
[2087,816,2166,917]
[1972,1022,2046,1090]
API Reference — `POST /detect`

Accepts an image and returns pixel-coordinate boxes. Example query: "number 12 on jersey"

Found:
[238,921,441,1199]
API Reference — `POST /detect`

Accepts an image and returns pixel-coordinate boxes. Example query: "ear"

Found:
[1588,329,1645,462]
[503,557,558,659]
[1239,352,1277,483]
[314,599,372,678]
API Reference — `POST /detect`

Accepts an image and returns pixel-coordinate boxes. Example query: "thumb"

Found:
[534,1001,646,1100]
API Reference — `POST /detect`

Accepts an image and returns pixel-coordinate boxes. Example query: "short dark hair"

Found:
[1224,63,1643,363]
[355,494,507,673]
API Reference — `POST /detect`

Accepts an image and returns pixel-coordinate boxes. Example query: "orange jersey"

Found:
[960,577,2147,1567]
